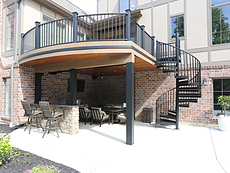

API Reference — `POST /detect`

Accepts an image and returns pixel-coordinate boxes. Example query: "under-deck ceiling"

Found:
[19,41,157,76]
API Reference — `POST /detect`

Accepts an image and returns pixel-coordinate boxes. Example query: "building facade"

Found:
[0,0,229,129]
[98,0,230,126]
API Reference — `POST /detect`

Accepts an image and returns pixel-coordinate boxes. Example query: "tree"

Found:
[172,15,184,38]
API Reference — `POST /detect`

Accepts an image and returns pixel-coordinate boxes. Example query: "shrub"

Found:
[24,164,62,173]
[217,95,230,116]
[0,135,13,165]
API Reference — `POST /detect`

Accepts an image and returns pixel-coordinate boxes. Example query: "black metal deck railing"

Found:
[21,10,155,56]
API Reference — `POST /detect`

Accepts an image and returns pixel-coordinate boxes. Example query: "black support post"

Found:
[73,12,78,43]
[21,33,24,55]
[175,33,180,129]
[125,9,131,41]
[35,21,40,49]
[126,62,134,145]
[151,36,155,56]
[70,69,77,105]
[35,73,43,103]
[141,25,145,49]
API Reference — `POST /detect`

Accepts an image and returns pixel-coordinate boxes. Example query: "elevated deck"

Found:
[19,12,156,76]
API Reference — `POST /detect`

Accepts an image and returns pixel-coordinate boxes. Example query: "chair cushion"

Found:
[102,114,109,120]
[117,113,126,120]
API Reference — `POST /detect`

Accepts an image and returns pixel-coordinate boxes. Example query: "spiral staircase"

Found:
[155,36,201,129]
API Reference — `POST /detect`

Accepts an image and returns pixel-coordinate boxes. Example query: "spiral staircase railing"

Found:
[156,35,201,129]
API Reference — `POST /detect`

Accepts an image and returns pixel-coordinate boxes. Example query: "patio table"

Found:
[102,107,126,124]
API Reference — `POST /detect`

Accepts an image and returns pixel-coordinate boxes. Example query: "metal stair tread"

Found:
[161,115,176,120]
[156,61,177,64]
[179,104,189,107]
[168,110,176,114]
[179,99,198,103]
[159,119,176,125]
[178,93,201,97]
[163,70,176,73]
[157,56,177,61]
[175,76,188,79]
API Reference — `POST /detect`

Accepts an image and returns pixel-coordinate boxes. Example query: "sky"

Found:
[68,0,97,14]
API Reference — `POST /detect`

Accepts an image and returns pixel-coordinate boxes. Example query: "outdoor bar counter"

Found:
[31,104,80,135]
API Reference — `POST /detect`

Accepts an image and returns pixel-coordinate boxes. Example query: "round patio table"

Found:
[102,107,126,124]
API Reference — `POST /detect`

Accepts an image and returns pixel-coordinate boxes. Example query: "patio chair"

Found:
[21,100,44,134]
[39,101,64,138]
[90,107,110,127]
[117,113,126,123]
[79,106,92,125]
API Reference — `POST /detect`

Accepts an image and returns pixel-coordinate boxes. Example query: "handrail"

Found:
[21,12,155,56]
[156,87,176,124]
[156,36,201,128]
[156,40,201,87]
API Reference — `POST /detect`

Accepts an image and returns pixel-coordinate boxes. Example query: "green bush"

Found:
[0,135,13,165]
[218,95,230,116]
[24,164,62,173]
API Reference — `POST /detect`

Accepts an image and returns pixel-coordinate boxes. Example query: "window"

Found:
[212,0,230,6]
[42,15,67,46]
[171,15,184,38]
[213,79,230,116]
[211,1,230,44]
[6,3,15,51]
[4,78,11,116]
[42,15,55,46]
[120,0,136,13]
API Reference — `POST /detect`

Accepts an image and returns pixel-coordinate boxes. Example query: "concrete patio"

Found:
[8,121,230,173]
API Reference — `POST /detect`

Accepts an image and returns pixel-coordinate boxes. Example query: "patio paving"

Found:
[8,121,230,173]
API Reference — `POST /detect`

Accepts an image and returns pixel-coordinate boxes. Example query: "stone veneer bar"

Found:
[32,104,80,135]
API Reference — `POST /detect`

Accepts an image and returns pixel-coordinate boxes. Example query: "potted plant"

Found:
[217,95,230,132]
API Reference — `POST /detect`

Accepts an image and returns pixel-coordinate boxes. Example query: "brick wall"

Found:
[15,65,35,124]
[179,65,230,125]
[1,62,230,126]
[135,70,175,121]
[0,0,2,52]
[0,61,35,125]
[41,72,126,107]
[135,66,230,125]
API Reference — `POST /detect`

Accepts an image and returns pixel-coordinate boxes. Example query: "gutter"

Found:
[10,0,21,127]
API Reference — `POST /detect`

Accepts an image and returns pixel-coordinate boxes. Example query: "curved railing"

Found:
[156,36,201,128]
[156,87,176,124]
[156,39,201,87]
[21,12,155,56]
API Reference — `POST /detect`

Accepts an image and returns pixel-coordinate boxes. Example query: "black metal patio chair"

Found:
[39,101,64,138]
[90,107,110,127]
[79,107,92,125]
[21,100,44,134]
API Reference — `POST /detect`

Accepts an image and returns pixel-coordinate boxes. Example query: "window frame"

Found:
[119,0,136,13]
[210,1,230,45]
[5,3,15,51]
[170,14,185,39]
[4,78,11,117]
[213,78,230,116]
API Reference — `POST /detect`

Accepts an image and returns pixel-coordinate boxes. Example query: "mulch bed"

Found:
[0,123,80,173]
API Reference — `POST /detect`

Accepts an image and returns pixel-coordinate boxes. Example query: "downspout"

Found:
[10,0,21,127]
